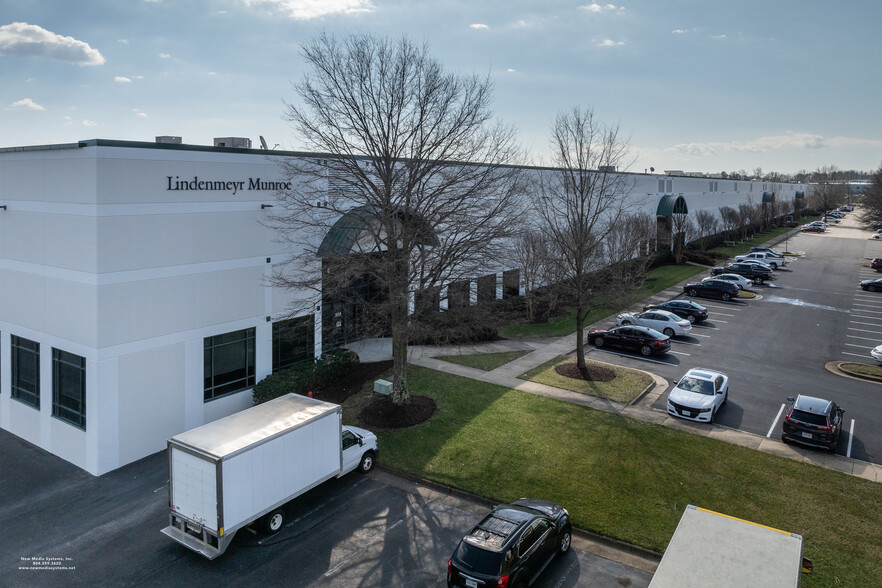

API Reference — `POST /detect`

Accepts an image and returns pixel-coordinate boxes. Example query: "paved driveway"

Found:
[0,429,653,588]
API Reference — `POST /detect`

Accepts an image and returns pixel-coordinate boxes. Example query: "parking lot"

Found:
[588,214,882,464]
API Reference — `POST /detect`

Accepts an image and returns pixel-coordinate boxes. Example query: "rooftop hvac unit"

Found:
[213,137,252,148]
[156,136,182,144]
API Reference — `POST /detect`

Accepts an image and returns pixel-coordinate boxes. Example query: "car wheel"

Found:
[721,293,731,302]
[621,320,631,325]
[264,509,285,535]
[663,327,675,337]
[770,262,778,270]
[559,527,572,553]
[687,288,698,297]
[710,407,716,424]
[722,391,728,406]
[640,345,652,357]
[755,278,764,284]
[686,315,695,323]
[358,450,376,474]
[869,285,878,292]
[593,336,605,347]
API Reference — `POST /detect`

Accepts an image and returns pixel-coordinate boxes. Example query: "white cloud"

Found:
[672,29,686,34]
[470,23,488,30]
[10,98,45,111]
[665,133,833,158]
[114,76,132,83]
[507,68,517,73]
[241,0,375,20]
[597,39,625,47]
[579,3,625,15]
[159,52,171,59]
[118,38,128,44]
[710,34,727,39]
[82,119,98,127]
[0,22,105,66]
[133,109,148,118]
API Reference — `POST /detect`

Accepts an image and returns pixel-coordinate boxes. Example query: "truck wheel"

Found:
[264,509,285,535]
[358,451,376,474]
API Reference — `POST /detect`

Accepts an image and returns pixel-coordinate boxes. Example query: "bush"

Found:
[410,307,501,345]
[252,350,361,405]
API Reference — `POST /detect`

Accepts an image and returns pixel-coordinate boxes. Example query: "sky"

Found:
[1,0,881,176]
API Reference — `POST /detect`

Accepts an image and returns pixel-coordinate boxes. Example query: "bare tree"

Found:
[270,33,524,405]
[671,211,696,263]
[718,206,740,244]
[693,209,719,251]
[534,106,645,375]
[511,230,551,323]
[862,164,882,228]
[808,165,848,219]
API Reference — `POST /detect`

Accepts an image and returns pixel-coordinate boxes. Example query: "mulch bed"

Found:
[554,361,616,382]
[358,394,437,429]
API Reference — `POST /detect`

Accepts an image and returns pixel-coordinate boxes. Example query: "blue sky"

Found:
[1,0,880,175]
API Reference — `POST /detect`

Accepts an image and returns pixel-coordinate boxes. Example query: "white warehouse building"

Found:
[0,138,807,475]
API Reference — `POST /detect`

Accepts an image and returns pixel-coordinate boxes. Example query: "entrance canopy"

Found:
[656,194,688,216]
[317,205,439,258]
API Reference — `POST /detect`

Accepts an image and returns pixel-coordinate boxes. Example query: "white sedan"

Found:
[616,309,692,337]
[704,274,753,290]
[667,367,729,423]
[872,345,882,363]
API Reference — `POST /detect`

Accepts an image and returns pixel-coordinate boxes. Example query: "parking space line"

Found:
[767,404,785,438]
[668,350,691,356]
[590,348,675,365]
[689,332,712,338]
[849,320,882,327]
[847,335,881,342]
[848,327,880,334]
[845,343,871,348]
[842,351,872,358]
[847,419,855,458]
[851,306,882,314]
[851,315,882,322]
[671,339,701,346]
[691,324,720,330]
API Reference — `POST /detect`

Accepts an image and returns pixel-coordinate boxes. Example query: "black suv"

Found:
[711,263,774,284]
[447,499,571,588]
[683,279,740,302]
[781,395,844,451]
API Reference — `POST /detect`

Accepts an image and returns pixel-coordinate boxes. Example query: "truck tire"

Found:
[358,451,376,474]
[264,509,285,534]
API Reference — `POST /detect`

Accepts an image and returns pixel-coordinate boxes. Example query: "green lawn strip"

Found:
[346,366,882,586]
[432,350,532,371]
[840,362,882,380]
[518,355,652,403]
[500,264,707,339]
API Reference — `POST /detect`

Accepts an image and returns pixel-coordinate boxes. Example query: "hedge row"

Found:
[252,350,360,405]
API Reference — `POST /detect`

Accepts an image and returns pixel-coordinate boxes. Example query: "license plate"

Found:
[801,432,812,439]
[465,579,478,588]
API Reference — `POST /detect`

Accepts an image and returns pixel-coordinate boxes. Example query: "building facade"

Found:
[0,138,806,474]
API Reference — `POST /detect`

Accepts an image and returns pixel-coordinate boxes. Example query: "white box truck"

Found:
[649,505,806,587]
[160,393,377,559]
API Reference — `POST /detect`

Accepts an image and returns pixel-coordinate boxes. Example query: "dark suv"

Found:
[711,263,774,284]
[683,279,740,302]
[447,499,571,588]
[781,395,844,452]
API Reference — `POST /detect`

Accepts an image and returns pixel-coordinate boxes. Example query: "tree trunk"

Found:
[575,303,587,373]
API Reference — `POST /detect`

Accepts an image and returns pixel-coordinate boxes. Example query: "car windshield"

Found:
[677,376,714,395]
[455,541,504,575]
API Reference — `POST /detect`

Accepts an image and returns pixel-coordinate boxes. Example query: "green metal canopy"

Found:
[762,192,775,203]
[317,205,439,258]
[656,194,688,217]
[795,191,805,199]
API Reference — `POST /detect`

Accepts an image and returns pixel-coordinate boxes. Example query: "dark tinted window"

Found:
[791,409,828,426]
[455,542,504,575]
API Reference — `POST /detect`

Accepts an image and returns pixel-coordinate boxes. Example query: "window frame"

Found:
[11,335,40,409]
[52,348,86,430]
[204,327,256,402]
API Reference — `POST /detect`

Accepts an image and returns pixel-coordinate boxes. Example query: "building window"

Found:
[657,178,665,193]
[12,336,40,409]
[53,348,86,429]
[273,316,315,372]
[204,328,255,401]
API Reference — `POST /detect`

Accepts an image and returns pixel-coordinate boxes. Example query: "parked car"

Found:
[808,221,828,228]
[801,224,825,233]
[872,233,882,240]
[447,499,571,588]
[705,274,752,290]
[781,395,844,452]
[588,325,671,356]
[667,367,729,423]
[711,263,773,284]
[616,309,692,337]
[860,277,882,292]
[735,251,786,269]
[683,279,740,302]
[643,300,709,323]
[871,257,882,271]
[732,259,774,272]
[750,247,785,258]
[872,344,882,363]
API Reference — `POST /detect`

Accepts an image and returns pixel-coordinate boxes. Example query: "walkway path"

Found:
[345,230,882,483]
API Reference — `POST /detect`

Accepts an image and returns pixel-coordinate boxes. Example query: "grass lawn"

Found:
[840,362,882,380]
[500,264,707,339]
[518,355,653,403]
[709,224,809,258]
[343,366,882,586]
[433,350,531,371]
